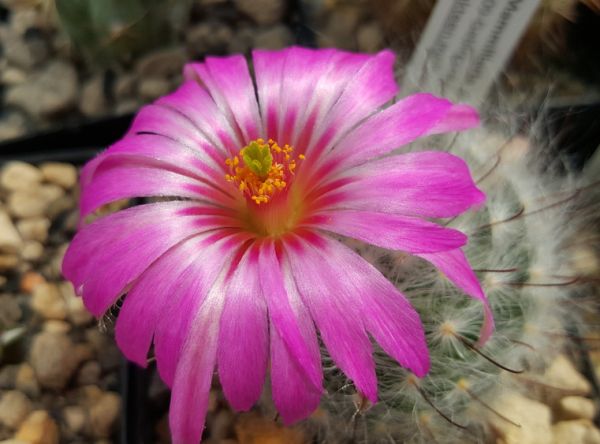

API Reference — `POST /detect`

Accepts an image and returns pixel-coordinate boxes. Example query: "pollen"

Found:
[225,138,305,205]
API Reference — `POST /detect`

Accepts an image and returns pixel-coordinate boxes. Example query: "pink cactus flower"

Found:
[63,47,493,443]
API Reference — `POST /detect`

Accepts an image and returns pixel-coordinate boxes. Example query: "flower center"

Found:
[225,138,305,205]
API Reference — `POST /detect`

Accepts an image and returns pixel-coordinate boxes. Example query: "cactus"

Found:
[54,0,191,66]
[282,110,599,443]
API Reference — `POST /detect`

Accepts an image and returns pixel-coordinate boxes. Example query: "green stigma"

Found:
[242,140,273,179]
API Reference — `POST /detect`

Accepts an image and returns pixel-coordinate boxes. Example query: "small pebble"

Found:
[14,410,59,444]
[135,48,186,79]
[29,331,79,390]
[15,364,40,398]
[31,283,67,320]
[552,419,600,444]
[5,60,78,118]
[84,389,121,439]
[79,76,108,118]
[558,396,597,421]
[16,218,50,243]
[0,162,42,192]
[253,25,294,50]
[0,365,19,390]
[488,392,553,444]
[42,320,71,334]
[7,186,63,219]
[0,391,32,429]
[19,271,46,293]
[543,355,591,397]
[62,406,86,435]
[234,0,286,25]
[0,209,23,254]
[138,77,172,101]
[39,163,78,190]
[21,240,44,261]
[0,294,22,327]
[76,361,101,386]
[60,282,92,326]
[0,255,19,271]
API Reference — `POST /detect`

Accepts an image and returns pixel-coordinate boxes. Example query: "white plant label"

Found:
[403,0,541,104]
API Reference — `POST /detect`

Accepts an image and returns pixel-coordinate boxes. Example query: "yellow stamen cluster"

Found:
[225,138,305,205]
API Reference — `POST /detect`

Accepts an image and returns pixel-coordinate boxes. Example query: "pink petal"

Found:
[306,210,466,253]
[257,241,322,392]
[62,202,238,316]
[185,55,262,143]
[153,232,249,387]
[169,271,228,444]
[315,151,485,218]
[418,249,494,344]
[270,322,322,424]
[126,105,225,169]
[79,155,234,219]
[83,134,223,187]
[315,235,430,376]
[157,80,242,155]
[217,247,269,411]
[114,234,220,367]
[284,234,378,402]
[323,93,479,168]
[252,47,397,153]
[253,47,366,144]
[307,49,399,160]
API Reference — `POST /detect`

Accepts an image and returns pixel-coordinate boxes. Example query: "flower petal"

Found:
[306,210,467,253]
[169,271,228,444]
[270,320,322,424]
[79,154,235,219]
[307,49,399,160]
[83,133,223,186]
[126,105,225,168]
[62,202,238,316]
[157,80,242,155]
[114,232,225,367]
[417,249,494,345]
[252,47,397,154]
[285,233,378,402]
[257,241,322,393]
[311,234,430,376]
[184,55,262,143]
[153,232,249,387]
[217,246,269,411]
[326,94,479,168]
[315,151,485,218]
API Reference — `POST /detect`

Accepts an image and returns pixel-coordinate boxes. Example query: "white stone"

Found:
[558,397,597,421]
[487,392,553,444]
[79,76,108,118]
[29,332,78,390]
[59,281,92,326]
[6,61,78,118]
[552,420,600,444]
[0,391,31,429]
[21,240,44,261]
[0,162,42,191]
[235,0,285,25]
[14,410,59,444]
[138,77,172,101]
[16,218,50,243]
[39,162,78,189]
[0,209,23,254]
[31,283,67,320]
[253,25,294,50]
[7,185,64,218]
[62,406,86,435]
[543,355,592,396]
